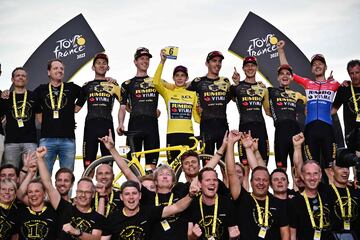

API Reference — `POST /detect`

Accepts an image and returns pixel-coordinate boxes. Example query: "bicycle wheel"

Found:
[174,154,226,180]
[82,155,143,179]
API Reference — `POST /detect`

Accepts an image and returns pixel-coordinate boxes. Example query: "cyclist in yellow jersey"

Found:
[153,49,200,163]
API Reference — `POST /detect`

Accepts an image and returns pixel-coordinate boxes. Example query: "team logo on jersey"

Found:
[119,226,145,239]
[22,220,49,239]
[334,196,358,221]
[0,216,12,238]
[199,215,224,239]
[11,100,33,122]
[140,78,154,89]
[247,85,264,97]
[208,79,229,92]
[71,217,92,237]
[281,91,296,100]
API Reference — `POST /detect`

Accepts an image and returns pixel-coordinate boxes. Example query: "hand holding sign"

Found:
[164,46,179,60]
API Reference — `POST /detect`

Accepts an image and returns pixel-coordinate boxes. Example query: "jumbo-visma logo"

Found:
[247,34,279,59]
[53,34,86,59]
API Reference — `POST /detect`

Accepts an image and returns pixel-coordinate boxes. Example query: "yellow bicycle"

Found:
[82,131,225,187]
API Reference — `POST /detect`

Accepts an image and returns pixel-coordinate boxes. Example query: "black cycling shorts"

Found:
[127,116,160,165]
[200,118,228,156]
[274,120,301,168]
[83,119,115,169]
[238,122,269,165]
[304,120,336,168]
[166,133,194,164]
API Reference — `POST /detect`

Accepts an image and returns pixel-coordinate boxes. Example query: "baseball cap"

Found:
[93,53,109,65]
[134,47,152,60]
[243,56,258,67]
[206,51,224,62]
[310,54,326,66]
[173,65,188,76]
[277,64,293,75]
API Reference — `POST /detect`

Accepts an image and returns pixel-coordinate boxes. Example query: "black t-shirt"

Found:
[103,205,164,240]
[15,203,58,240]
[77,80,121,122]
[120,76,159,119]
[34,82,81,138]
[140,187,188,240]
[267,86,304,127]
[0,201,20,239]
[90,190,123,217]
[333,85,360,136]
[0,91,39,143]
[231,81,267,125]
[234,190,288,240]
[187,76,231,121]
[289,185,332,240]
[186,194,237,240]
[327,185,360,235]
[57,198,105,240]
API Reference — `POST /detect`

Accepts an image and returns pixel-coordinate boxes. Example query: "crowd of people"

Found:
[0,39,359,240]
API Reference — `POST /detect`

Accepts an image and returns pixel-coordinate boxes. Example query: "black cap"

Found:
[173,65,188,76]
[206,51,224,62]
[310,54,326,66]
[93,53,109,65]
[243,56,257,67]
[134,47,152,60]
[277,64,293,75]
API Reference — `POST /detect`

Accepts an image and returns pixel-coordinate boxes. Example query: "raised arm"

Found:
[152,49,167,96]
[225,130,242,200]
[17,153,37,205]
[36,146,61,209]
[277,40,289,66]
[98,129,139,184]
[241,131,266,169]
[292,132,305,177]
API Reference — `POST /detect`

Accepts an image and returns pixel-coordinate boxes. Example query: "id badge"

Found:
[356,113,360,122]
[164,46,179,59]
[258,227,267,239]
[161,220,171,231]
[313,229,321,240]
[344,219,350,230]
[53,110,59,119]
[17,119,24,128]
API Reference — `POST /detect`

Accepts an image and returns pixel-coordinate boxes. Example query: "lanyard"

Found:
[303,192,323,230]
[155,192,174,206]
[199,194,218,236]
[95,191,114,217]
[13,90,27,119]
[251,194,269,227]
[351,83,359,113]
[331,184,352,219]
[48,83,64,110]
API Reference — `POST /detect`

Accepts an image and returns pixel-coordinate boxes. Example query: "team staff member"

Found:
[118,47,160,171]
[153,49,200,163]
[187,167,240,240]
[102,179,199,240]
[265,64,306,183]
[277,40,340,182]
[34,59,82,174]
[55,168,75,202]
[76,53,121,169]
[226,130,290,240]
[15,178,58,240]
[232,56,269,191]
[187,51,231,156]
[0,67,39,168]
[332,59,360,148]
[0,178,19,239]
[37,146,105,240]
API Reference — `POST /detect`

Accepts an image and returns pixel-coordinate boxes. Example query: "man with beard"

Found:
[187,51,231,158]
[231,57,269,191]
[187,167,240,240]
[278,40,340,182]
[226,130,290,240]
[76,53,121,170]
[92,164,122,217]
[55,168,75,202]
[37,146,105,240]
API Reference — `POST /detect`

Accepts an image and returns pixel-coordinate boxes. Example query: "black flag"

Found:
[23,14,105,90]
[228,11,314,94]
